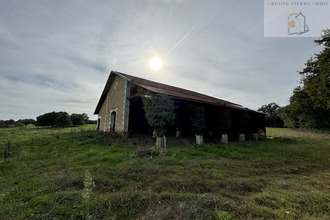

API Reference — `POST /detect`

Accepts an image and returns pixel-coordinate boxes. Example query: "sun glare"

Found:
[149,57,163,71]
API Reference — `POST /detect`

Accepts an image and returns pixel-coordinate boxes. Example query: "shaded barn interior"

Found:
[128,94,265,141]
[127,80,265,141]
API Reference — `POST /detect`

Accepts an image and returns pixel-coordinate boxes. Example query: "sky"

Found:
[0,0,326,120]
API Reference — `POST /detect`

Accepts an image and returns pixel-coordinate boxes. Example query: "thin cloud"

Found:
[167,21,201,55]
[0,0,322,120]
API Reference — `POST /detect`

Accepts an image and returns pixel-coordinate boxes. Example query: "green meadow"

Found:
[0,126,329,219]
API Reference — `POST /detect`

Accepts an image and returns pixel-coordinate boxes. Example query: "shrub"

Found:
[142,93,175,137]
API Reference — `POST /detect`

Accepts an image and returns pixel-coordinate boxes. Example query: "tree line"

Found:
[259,30,330,129]
[37,112,97,127]
[0,119,37,128]
[0,112,96,128]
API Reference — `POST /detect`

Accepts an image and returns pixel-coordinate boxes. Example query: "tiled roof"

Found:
[94,70,259,114]
[118,72,243,109]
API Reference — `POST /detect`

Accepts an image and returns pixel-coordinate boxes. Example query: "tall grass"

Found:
[266,127,330,162]
[0,126,329,219]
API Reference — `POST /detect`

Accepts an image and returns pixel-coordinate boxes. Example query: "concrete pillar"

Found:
[156,136,166,149]
[239,134,245,141]
[196,135,203,145]
[176,130,181,137]
[164,136,167,150]
[221,134,228,144]
[152,130,157,138]
[258,129,266,139]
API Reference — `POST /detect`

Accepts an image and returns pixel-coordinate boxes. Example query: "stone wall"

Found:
[97,76,130,133]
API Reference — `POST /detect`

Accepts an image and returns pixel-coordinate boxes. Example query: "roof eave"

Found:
[135,85,261,113]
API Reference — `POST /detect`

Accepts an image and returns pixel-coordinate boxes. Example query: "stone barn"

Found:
[94,71,265,141]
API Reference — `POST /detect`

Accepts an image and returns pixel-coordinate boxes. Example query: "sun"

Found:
[149,57,163,71]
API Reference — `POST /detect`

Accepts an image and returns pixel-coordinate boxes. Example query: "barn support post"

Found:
[196,134,203,145]
[221,134,228,144]
[176,129,181,137]
[152,130,157,138]
[258,129,266,139]
[156,136,161,147]
[156,136,167,149]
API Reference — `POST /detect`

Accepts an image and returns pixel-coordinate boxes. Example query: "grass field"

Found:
[0,126,329,219]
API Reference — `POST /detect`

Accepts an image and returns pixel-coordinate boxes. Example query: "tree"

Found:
[55,112,72,127]
[71,113,85,126]
[37,111,72,127]
[70,113,89,126]
[280,30,330,128]
[258,103,284,127]
[81,113,89,124]
[17,119,36,126]
[277,105,297,128]
[15,121,24,128]
[37,112,58,127]
[0,120,16,128]
[279,87,317,128]
[188,105,206,145]
[142,93,175,137]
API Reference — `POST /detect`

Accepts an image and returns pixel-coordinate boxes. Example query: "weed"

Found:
[82,169,95,219]
[82,170,95,202]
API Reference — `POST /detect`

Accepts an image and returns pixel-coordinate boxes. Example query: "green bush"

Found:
[142,93,175,136]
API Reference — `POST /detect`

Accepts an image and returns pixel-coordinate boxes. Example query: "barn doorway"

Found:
[110,111,116,132]
[97,118,101,131]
